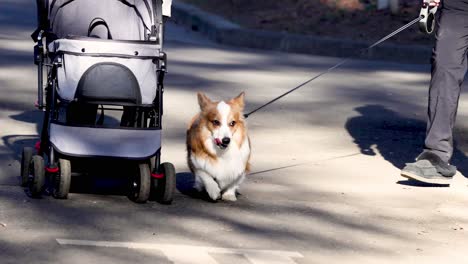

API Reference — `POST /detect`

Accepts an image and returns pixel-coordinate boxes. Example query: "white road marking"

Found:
[56,239,303,264]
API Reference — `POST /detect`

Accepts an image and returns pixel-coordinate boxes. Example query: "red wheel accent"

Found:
[151,172,164,179]
[45,166,59,173]
[34,141,41,154]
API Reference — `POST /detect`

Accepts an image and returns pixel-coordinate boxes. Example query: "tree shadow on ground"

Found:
[345,104,468,186]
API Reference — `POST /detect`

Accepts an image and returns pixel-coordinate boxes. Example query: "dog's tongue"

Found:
[214,138,222,145]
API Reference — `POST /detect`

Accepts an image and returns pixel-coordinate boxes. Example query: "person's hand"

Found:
[425,0,440,7]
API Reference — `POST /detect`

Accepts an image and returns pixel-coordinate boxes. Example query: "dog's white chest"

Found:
[192,138,250,181]
[217,144,248,178]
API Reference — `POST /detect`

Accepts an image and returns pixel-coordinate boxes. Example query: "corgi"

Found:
[187,92,251,201]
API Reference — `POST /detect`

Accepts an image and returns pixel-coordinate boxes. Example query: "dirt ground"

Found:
[180,0,435,46]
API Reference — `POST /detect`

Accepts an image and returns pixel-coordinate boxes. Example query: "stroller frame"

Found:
[21,0,175,204]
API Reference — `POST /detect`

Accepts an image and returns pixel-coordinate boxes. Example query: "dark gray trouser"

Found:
[424,4,468,163]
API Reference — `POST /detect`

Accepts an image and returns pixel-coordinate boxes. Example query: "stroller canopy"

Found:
[39,0,165,40]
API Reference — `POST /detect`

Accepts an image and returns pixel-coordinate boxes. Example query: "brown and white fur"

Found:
[187,92,251,201]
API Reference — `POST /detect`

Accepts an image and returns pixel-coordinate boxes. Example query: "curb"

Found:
[171,1,433,64]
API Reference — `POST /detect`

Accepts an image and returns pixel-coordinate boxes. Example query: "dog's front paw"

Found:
[222,192,237,202]
[206,186,221,201]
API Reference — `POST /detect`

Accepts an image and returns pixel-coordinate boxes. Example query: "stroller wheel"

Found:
[29,155,45,198]
[21,147,34,187]
[129,162,151,203]
[152,162,176,205]
[53,159,71,199]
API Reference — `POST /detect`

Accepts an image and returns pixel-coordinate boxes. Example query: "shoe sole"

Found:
[400,170,452,185]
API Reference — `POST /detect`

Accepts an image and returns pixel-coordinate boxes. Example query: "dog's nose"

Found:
[222,137,231,145]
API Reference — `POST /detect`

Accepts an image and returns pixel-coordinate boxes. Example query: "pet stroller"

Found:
[21,0,176,204]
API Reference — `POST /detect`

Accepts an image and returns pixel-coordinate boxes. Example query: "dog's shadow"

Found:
[176,172,224,202]
[176,172,195,194]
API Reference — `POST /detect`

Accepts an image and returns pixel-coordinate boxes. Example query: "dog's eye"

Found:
[212,120,221,126]
[229,121,236,127]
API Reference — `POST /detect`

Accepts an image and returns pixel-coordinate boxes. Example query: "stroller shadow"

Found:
[68,158,134,196]
[345,105,468,186]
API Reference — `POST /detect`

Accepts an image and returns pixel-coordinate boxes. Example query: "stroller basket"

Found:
[50,123,161,159]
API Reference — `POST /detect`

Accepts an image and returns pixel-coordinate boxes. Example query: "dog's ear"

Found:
[197,92,212,110]
[230,92,245,109]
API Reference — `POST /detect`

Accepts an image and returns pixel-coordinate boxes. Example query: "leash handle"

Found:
[419,0,439,34]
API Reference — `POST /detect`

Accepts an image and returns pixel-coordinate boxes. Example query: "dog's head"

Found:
[197,92,246,150]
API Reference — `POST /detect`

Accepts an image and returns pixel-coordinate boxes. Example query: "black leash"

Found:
[243,14,427,119]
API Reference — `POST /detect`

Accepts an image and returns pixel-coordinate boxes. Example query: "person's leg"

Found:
[424,10,468,163]
[401,8,468,183]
